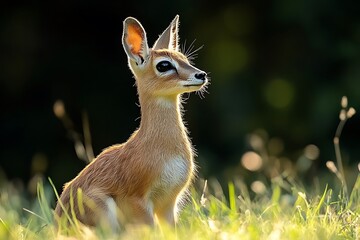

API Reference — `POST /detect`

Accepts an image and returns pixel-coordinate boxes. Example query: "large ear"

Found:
[153,15,179,51]
[122,17,149,65]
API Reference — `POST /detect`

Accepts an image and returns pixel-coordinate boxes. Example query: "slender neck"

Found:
[137,93,186,139]
[131,91,193,161]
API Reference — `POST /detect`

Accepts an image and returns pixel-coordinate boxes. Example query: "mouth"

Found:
[184,84,203,87]
[183,79,207,87]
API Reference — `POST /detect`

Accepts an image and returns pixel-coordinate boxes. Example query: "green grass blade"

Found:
[228,182,236,213]
[348,174,360,210]
[314,185,328,215]
[36,181,52,224]
[48,177,77,230]
[271,184,281,204]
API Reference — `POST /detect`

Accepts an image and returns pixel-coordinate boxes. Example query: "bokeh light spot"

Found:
[53,100,65,118]
[304,144,320,160]
[241,151,263,171]
[249,134,264,150]
[251,180,266,194]
[264,78,295,109]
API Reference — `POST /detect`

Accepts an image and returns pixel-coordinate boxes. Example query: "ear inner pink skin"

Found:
[127,24,143,55]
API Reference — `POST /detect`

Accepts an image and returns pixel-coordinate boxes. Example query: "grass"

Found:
[0,97,358,239]
[0,176,360,239]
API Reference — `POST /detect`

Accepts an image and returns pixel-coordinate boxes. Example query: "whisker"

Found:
[191,45,203,55]
[195,78,210,100]
[185,39,197,56]
[181,39,204,63]
[183,92,191,102]
[181,39,187,55]
[187,45,204,62]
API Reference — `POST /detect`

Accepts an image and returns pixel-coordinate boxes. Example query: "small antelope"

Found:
[55,15,208,230]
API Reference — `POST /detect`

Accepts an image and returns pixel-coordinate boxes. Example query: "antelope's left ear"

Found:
[153,15,179,51]
[122,17,149,65]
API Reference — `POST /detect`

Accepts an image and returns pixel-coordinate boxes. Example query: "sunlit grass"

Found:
[0,175,360,239]
[0,96,358,239]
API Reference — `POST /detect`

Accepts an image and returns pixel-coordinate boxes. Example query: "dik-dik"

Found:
[55,15,208,230]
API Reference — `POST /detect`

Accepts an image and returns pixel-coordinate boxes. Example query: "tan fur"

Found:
[55,15,208,229]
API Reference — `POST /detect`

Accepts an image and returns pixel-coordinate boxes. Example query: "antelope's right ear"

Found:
[122,17,149,65]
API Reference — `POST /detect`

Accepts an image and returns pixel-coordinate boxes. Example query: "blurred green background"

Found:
[1,0,359,193]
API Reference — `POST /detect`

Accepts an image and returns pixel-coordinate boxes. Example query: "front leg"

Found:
[120,197,155,226]
[155,200,177,226]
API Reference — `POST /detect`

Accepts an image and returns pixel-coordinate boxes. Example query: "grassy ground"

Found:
[0,175,359,240]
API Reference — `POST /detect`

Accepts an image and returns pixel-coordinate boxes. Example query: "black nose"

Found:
[195,72,207,81]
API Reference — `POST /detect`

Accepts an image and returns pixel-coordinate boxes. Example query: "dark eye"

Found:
[156,61,174,72]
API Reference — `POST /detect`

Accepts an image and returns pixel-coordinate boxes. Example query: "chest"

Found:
[149,156,192,200]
